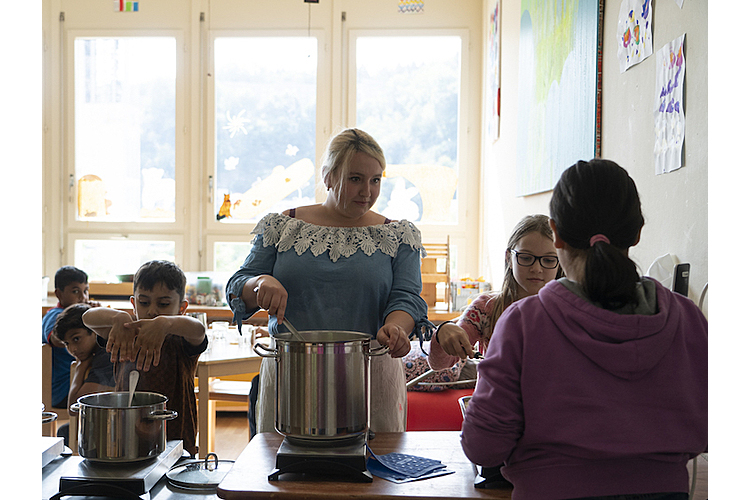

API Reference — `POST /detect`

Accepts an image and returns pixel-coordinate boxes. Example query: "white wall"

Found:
[482,0,708,303]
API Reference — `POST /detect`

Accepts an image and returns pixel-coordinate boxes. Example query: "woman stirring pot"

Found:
[226,128,431,434]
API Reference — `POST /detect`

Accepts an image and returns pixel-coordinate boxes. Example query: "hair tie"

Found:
[589,234,610,246]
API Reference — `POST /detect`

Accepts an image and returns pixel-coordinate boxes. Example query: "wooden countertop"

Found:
[217,431,511,500]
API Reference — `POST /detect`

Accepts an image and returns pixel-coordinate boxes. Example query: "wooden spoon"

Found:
[128,370,139,406]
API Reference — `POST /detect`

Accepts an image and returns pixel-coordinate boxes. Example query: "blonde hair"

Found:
[320,128,386,195]
[488,214,563,328]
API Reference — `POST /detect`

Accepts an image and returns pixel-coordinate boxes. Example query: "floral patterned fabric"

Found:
[403,341,465,392]
[427,293,498,371]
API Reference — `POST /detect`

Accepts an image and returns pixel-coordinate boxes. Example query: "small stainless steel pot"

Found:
[42,403,58,425]
[254,331,388,442]
[71,391,177,463]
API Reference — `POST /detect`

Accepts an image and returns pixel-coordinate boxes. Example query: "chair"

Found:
[421,236,451,311]
[195,378,254,450]
[42,343,56,437]
[42,343,70,438]
[68,360,79,455]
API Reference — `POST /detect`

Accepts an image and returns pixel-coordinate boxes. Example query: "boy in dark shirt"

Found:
[83,260,207,457]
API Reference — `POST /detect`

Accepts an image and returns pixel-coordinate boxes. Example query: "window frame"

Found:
[64,29,187,235]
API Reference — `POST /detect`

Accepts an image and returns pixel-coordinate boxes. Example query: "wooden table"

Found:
[196,338,263,458]
[217,431,512,499]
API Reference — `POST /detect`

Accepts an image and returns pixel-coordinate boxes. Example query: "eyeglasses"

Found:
[510,250,559,269]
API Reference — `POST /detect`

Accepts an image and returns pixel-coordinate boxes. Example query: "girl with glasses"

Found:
[428,214,562,369]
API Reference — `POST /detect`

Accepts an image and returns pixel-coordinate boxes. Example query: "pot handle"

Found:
[148,409,178,421]
[69,402,81,415]
[367,345,390,357]
[253,342,278,358]
[42,411,58,424]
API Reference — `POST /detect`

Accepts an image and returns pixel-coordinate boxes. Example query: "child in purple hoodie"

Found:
[461,160,707,500]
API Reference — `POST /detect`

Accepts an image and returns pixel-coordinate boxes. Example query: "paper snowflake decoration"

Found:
[223,110,251,138]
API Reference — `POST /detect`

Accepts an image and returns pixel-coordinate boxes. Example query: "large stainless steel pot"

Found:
[71,391,177,462]
[254,331,388,442]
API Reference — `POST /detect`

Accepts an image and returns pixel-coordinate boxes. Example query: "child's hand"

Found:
[105,315,139,364]
[376,324,411,358]
[126,317,169,372]
[436,323,475,359]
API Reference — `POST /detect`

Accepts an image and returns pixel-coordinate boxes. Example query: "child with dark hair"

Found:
[83,260,207,457]
[42,266,100,408]
[52,303,115,446]
[461,159,707,500]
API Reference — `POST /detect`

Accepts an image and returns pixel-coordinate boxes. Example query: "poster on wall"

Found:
[654,34,686,174]
[516,0,603,196]
[617,0,653,73]
[486,0,500,140]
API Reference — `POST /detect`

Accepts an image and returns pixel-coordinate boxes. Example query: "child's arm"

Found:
[67,357,112,415]
[82,307,138,363]
[126,315,206,371]
[82,307,133,339]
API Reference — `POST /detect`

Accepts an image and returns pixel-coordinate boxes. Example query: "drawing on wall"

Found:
[516,0,602,196]
[114,0,139,11]
[486,0,500,140]
[617,0,653,73]
[398,0,424,14]
[654,34,686,174]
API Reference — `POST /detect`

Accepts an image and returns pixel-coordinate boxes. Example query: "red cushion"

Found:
[406,388,474,431]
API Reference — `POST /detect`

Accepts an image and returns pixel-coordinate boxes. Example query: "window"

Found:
[212,36,318,223]
[74,37,177,222]
[74,239,176,283]
[46,1,481,281]
[355,35,461,225]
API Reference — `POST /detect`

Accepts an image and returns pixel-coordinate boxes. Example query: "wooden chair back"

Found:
[420,236,451,310]
[42,343,56,436]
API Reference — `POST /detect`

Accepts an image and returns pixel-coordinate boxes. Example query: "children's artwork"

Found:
[516,0,603,196]
[617,0,652,73]
[654,34,686,174]
[486,0,500,140]
[114,0,139,12]
[398,0,424,14]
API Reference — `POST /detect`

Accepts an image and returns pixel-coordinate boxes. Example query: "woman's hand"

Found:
[126,317,169,372]
[376,324,411,358]
[251,276,289,323]
[436,322,475,359]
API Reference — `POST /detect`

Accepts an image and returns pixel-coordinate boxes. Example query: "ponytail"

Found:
[584,240,640,310]
[550,160,644,310]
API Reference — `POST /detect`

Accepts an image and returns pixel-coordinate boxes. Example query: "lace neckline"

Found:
[252,213,424,262]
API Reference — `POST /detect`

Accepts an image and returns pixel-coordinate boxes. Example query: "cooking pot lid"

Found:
[166,453,234,490]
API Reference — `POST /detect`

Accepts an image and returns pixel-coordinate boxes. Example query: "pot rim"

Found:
[77,391,168,408]
[274,330,372,343]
